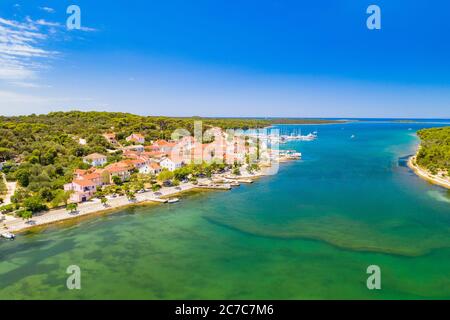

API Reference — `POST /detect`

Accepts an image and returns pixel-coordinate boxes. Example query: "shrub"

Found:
[23,195,48,213]
[16,209,32,221]
[0,204,15,214]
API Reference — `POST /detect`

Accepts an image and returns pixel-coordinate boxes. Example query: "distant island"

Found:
[408,126,450,189]
[0,111,314,233]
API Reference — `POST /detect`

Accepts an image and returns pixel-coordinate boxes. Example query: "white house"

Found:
[123,145,145,153]
[83,153,108,167]
[135,163,159,175]
[160,157,183,172]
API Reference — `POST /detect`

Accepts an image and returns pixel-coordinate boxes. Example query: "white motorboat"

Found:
[1,232,15,240]
[167,198,180,203]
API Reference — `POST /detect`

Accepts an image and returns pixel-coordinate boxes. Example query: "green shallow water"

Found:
[1,121,450,299]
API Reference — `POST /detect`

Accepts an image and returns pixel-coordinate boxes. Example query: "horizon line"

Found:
[0,110,449,121]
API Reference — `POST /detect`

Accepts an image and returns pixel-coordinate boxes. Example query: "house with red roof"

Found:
[148,162,162,175]
[121,158,150,174]
[143,150,165,159]
[103,133,117,145]
[64,179,98,203]
[105,162,132,183]
[65,168,109,203]
[154,140,176,153]
[126,133,145,144]
[145,144,160,152]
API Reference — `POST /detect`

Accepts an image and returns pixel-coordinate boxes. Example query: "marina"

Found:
[244,129,318,145]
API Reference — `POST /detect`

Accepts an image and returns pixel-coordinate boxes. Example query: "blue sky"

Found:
[0,0,449,117]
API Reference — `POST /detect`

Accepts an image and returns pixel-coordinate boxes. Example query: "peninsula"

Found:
[408,126,450,189]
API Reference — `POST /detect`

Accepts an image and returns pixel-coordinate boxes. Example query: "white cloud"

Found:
[0,58,35,80]
[0,17,36,30]
[79,26,98,32]
[39,7,55,13]
[35,19,61,27]
[0,15,98,88]
[0,17,59,83]
[9,81,51,88]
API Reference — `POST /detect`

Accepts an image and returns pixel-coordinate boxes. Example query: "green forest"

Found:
[0,111,341,217]
[416,126,450,175]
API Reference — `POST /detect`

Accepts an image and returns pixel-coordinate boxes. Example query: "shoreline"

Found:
[408,155,450,190]
[0,183,196,235]
[0,169,273,236]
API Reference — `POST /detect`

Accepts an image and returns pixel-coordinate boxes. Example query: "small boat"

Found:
[167,198,180,203]
[287,152,302,159]
[350,134,356,139]
[1,232,15,240]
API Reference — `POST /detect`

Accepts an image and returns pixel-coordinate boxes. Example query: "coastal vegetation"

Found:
[416,127,450,175]
[1,111,303,217]
[66,203,78,213]
[0,173,7,202]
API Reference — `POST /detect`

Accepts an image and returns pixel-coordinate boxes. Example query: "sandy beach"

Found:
[408,156,450,189]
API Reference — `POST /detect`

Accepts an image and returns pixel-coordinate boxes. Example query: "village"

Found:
[1,127,301,237]
[68,128,266,203]
[64,126,304,204]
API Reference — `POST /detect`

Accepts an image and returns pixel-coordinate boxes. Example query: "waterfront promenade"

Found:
[0,183,196,234]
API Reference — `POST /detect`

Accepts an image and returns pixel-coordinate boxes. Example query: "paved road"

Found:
[1,174,16,205]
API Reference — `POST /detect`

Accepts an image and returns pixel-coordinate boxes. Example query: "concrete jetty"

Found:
[196,184,232,190]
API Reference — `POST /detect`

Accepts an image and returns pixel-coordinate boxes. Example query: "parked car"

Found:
[163,180,172,187]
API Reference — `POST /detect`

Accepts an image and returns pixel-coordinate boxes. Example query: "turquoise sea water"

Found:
[1,121,450,299]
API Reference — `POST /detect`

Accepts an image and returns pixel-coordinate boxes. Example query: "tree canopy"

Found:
[416,127,450,175]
